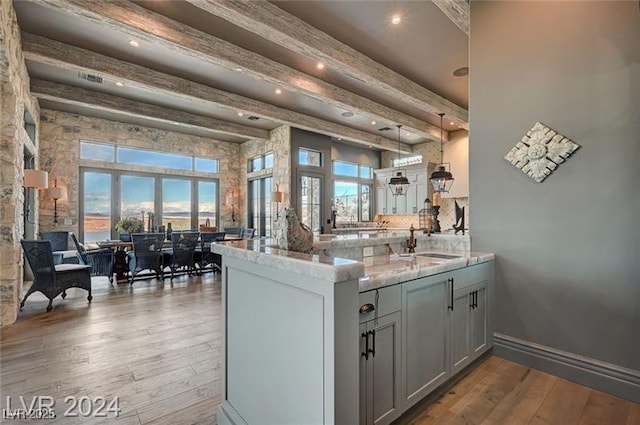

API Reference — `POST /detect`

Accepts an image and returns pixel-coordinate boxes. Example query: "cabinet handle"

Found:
[361,332,370,360]
[448,278,454,310]
[469,290,474,309]
[368,329,376,358]
[474,290,478,308]
[359,303,375,314]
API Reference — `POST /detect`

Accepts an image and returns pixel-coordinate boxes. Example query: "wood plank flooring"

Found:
[2,274,637,424]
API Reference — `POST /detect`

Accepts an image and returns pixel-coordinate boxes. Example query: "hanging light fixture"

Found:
[388,124,410,196]
[430,113,455,193]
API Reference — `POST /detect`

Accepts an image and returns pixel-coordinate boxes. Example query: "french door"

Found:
[298,173,323,234]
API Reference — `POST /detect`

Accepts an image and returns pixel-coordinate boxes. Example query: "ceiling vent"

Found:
[247,116,260,121]
[378,126,392,132]
[77,72,103,84]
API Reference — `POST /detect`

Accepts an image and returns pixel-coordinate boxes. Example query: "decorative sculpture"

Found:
[505,122,580,183]
[276,208,314,253]
[453,200,465,235]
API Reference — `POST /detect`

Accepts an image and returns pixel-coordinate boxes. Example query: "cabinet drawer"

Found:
[358,284,401,324]
[449,262,492,292]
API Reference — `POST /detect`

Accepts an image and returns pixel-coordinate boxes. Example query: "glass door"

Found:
[248,176,274,237]
[299,173,323,233]
[82,171,112,242]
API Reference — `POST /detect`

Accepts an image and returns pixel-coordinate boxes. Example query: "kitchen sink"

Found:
[415,253,462,259]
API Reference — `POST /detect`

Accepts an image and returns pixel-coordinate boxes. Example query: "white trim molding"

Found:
[493,333,640,403]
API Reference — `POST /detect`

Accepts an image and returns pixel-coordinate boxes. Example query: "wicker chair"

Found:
[70,233,115,284]
[163,231,199,280]
[41,231,80,264]
[20,240,92,312]
[128,233,165,284]
[195,232,226,273]
[223,227,243,238]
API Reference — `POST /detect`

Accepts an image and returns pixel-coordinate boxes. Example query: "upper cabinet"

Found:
[442,130,469,199]
[374,164,432,215]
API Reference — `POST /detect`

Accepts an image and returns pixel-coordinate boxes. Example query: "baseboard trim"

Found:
[493,333,640,403]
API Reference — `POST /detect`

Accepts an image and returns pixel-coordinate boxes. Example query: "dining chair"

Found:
[41,231,80,264]
[223,227,244,238]
[20,240,92,312]
[128,233,165,284]
[195,232,226,273]
[164,231,199,280]
[70,233,115,284]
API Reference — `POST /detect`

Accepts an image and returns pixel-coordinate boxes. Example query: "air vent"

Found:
[247,116,260,121]
[77,72,103,84]
[378,126,392,132]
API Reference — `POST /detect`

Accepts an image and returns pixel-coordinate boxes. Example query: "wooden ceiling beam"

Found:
[186,0,469,129]
[432,0,470,36]
[32,0,444,142]
[23,34,413,153]
[30,79,269,141]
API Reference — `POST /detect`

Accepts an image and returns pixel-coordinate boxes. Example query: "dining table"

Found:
[96,235,243,283]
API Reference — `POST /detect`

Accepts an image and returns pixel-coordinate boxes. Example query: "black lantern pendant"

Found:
[430,113,455,193]
[389,124,410,196]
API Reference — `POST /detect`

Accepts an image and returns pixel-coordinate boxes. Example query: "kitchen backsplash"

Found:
[373,197,469,233]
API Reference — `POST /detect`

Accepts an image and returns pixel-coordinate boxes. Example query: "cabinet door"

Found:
[402,276,449,408]
[369,312,402,425]
[360,313,402,425]
[360,323,368,425]
[450,289,471,376]
[470,282,489,359]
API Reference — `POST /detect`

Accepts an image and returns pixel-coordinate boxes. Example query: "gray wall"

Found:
[470,0,640,371]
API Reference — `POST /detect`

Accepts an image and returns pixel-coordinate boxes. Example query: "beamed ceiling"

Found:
[14,0,470,154]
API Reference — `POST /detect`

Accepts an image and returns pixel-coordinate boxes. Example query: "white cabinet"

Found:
[375,166,431,215]
[359,285,403,425]
[401,274,450,408]
[442,131,469,199]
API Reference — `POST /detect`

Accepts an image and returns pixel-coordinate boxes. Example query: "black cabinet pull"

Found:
[368,329,376,358]
[448,278,454,310]
[470,290,474,309]
[475,290,479,308]
[361,332,369,360]
[359,303,375,314]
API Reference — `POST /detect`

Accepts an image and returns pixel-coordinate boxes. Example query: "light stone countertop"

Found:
[314,232,469,249]
[213,238,493,292]
[358,251,495,292]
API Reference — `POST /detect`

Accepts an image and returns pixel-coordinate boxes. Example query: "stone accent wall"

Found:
[38,110,243,237]
[239,125,292,222]
[0,0,41,326]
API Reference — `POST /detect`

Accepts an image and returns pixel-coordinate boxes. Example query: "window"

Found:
[331,160,373,222]
[248,176,274,237]
[80,168,218,242]
[80,142,115,162]
[248,152,274,172]
[299,148,322,167]
[162,178,192,230]
[80,141,219,173]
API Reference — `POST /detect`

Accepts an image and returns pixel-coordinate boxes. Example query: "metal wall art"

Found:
[505,122,579,182]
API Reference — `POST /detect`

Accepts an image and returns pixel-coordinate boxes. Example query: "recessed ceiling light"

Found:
[128,40,139,48]
[453,67,469,77]
[115,82,124,87]
[341,111,354,118]
[405,131,410,136]
[275,88,282,95]
[368,145,374,149]
[337,137,342,141]
[316,62,325,70]
[238,112,244,117]
[450,121,455,126]
[235,67,243,72]
[391,15,401,25]
[371,120,377,125]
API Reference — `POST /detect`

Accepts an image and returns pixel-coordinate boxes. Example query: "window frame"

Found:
[331,160,374,223]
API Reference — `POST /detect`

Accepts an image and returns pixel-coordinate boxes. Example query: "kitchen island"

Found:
[213,237,494,425]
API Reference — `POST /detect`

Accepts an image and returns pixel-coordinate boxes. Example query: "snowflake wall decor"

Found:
[504,122,580,183]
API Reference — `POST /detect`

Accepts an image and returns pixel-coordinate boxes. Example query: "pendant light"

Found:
[389,124,410,196]
[430,113,454,193]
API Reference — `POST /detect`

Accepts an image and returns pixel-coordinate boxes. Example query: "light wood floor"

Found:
[2,274,637,425]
